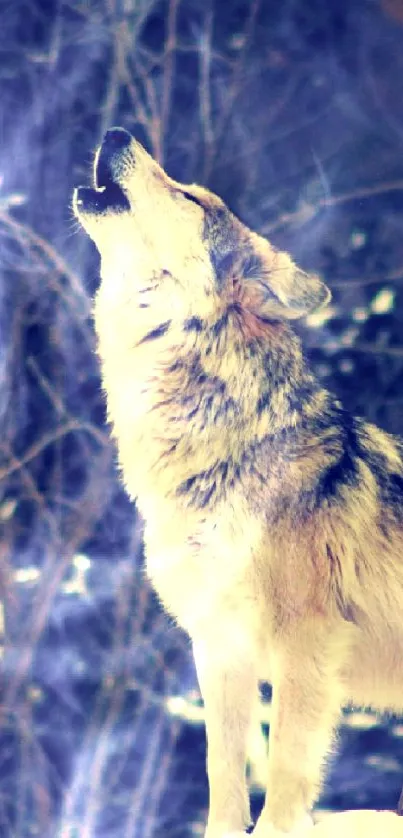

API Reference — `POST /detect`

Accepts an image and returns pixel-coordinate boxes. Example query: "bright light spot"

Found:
[165,694,204,723]
[73,553,91,572]
[365,754,401,771]
[28,685,44,703]
[341,326,359,347]
[338,358,354,374]
[63,554,91,596]
[306,304,337,328]
[352,306,369,323]
[5,193,26,207]
[166,695,186,715]
[0,498,17,520]
[350,230,367,249]
[229,33,246,49]
[0,182,26,208]
[371,288,395,314]
[392,724,403,737]
[15,566,41,584]
[345,710,378,729]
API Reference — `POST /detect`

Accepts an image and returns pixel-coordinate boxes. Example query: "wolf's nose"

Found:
[102,127,132,156]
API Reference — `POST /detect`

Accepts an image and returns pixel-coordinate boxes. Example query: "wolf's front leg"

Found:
[193,633,258,838]
[253,619,350,837]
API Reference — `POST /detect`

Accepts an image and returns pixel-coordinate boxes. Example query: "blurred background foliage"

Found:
[1,0,403,836]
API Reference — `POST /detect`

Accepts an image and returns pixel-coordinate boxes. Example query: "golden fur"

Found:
[74,128,403,837]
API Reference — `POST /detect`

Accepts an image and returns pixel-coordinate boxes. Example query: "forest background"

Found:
[1,0,403,836]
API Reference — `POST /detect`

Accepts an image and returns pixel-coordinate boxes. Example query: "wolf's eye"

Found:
[180,190,203,208]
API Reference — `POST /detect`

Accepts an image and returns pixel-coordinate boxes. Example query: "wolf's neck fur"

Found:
[95,297,333,507]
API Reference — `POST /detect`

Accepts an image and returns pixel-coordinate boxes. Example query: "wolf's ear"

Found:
[241,246,331,320]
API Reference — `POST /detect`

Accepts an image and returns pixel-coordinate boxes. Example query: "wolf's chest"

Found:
[140,493,267,636]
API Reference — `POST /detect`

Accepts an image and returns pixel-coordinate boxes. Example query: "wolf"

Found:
[73,128,403,837]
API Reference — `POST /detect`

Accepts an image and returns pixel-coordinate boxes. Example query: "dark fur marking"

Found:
[242,252,264,280]
[248,343,259,358]
[251,465,266,484]
[227,301,242,317]
[375,467,403,522]
[159,441,179,460]
[184,316,204,333]
[389,472,403,501]
[212,311,229,337]
[311,410,362,508]
[186,356,227,393]
[139,320,171,344]
[186,405,202,420]
[179,474,198,493]
[347,424,403,518]
[213,396,237,422]
[263,352,290,386]
[202,205,244,291]
[174,354,231,426]
[256,392,269,416]
[210,251,236,286]
[256,372,313,419]
[326,544,356,623]
[200,482,217,508]
[176,459,234,508]
[182,190,204,208]
[210,242,264,289]
[287,380,319,415]
[320,449,358,501]
[222,395,237,414]
[168,360,184,373]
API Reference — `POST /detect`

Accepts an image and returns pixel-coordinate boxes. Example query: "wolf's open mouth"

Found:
[75,128,131,214]
[75,178,130,215]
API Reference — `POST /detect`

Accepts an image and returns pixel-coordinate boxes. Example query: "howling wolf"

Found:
[74,128,403,837]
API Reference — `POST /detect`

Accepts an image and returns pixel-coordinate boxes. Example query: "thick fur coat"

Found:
[74,128,403,837]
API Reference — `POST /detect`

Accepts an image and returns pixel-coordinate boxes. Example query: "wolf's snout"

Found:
[96,127,133,189]
[74,127,132,216]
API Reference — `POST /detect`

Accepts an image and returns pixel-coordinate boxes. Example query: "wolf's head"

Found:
[74,128,330,324]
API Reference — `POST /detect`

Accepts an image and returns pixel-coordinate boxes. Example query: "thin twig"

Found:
[262,180,403,234]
